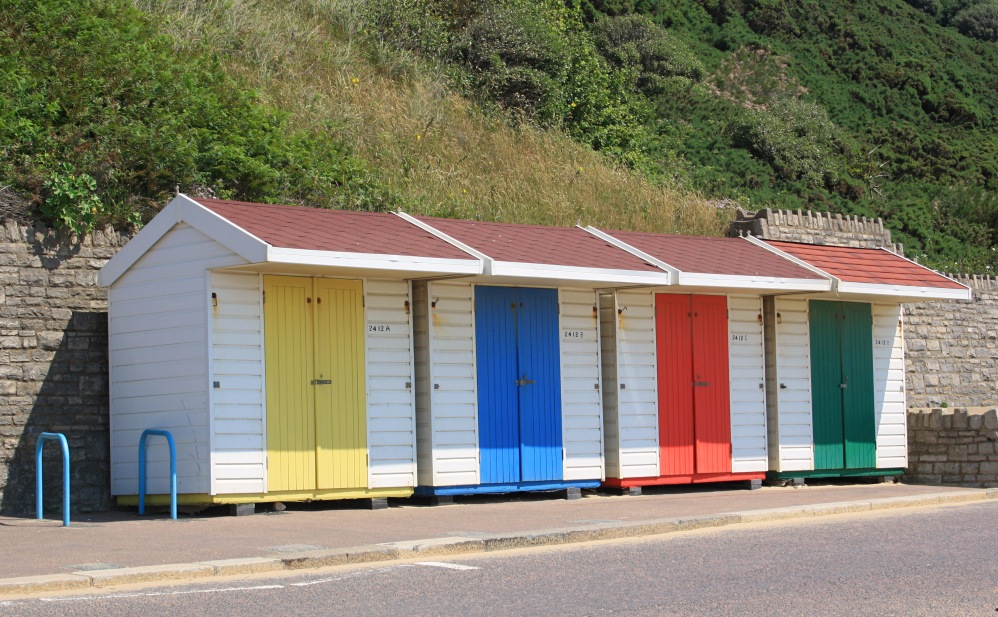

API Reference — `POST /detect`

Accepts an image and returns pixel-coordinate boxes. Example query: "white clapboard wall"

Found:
[765,296,814,472]
[414,281,480,487]
[873,303,907,469]
[110,222,246,496]
[363,279,418,488]
[558,288,604,481]
[607,290,660,479]
[727,295,768,473]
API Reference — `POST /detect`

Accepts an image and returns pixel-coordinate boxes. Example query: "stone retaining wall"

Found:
[905,408,998,487]
[0,222,131,516]
[904,276,998,408]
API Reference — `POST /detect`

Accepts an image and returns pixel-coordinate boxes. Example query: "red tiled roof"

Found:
[196,199,474,260]
[766,241,966,289]
[416,217,662,272]
[600,230,824,279]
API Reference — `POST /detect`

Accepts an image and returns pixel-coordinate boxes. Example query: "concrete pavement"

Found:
[1,481,995,597]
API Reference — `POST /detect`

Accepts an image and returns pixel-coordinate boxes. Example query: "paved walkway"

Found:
[1,481,995,597]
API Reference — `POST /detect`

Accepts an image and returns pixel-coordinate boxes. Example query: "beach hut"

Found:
[585,230,831,492]
[100,195,482,510]
[750,239,972,482]
[398,216,671,499]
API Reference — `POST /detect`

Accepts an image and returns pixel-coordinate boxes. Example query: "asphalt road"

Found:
[4,501,996,616]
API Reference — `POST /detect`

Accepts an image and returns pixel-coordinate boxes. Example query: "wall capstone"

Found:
[905,408,998,487]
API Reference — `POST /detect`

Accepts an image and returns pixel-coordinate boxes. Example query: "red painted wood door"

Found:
[656,294,732,477]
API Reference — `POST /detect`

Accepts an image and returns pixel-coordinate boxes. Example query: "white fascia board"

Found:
[489,261,671,285]
[99,197,183,287]
[741,235,837,285]
[836,281,973,301]
[179,196,269,264]
[393,212,491,274]
[675,272,832,292]
[581,226,677,281]
[266,247,482,275]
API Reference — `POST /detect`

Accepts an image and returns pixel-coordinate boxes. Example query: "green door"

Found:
[809,300,876,470]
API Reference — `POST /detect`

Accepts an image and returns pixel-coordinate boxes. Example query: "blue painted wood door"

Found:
[476,286,563,485]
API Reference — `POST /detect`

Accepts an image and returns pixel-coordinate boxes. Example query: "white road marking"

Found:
[290,564,412,586]
[37,585,284,602]
[13,561,481,606]
[415,561,480,571]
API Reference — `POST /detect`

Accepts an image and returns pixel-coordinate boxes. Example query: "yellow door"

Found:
[314,278,367,489]
[264,276,368,493]
[264,276,316,492]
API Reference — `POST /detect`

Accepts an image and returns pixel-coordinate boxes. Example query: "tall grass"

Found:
[132,0,725,236]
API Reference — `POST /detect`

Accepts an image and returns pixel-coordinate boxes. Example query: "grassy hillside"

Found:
[4,0,996,273]
[604,0,998,272]
[363,0,998,273]
[0,0,724,238]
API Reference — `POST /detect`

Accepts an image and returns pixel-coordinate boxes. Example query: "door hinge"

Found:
[262,290,265,303]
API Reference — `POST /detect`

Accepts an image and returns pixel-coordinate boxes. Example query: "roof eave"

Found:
[675,272,832,292]
[266,247,483,275]
[489,261,670,286]
[835,281,973,301]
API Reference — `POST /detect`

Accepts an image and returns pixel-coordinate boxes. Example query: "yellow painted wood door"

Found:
[264,276,316,492]
[313,278,367,490]
[264,276,368,493]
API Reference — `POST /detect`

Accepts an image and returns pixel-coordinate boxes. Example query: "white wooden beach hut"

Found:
[748,239,972,482]
[100,195,481,509]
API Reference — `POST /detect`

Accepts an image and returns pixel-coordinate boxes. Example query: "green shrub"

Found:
[452,1,571,124]
[0,0,385,231]
[731,98,842,186]
[953,1,998,40]
[592,13,706,96]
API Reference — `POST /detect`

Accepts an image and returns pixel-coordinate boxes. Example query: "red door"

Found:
[656,294,732,478]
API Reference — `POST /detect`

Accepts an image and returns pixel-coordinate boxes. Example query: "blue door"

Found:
[476,286,563,485]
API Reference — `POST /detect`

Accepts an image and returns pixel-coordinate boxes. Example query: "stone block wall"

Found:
[904,276,998,408]
[729,207,905,253]
[906,408,998,487]
[0,222,131,516]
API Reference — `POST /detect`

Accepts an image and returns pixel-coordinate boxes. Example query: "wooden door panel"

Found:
[264,276,316,492]
[691,295,732,474]
[656,294,695,476]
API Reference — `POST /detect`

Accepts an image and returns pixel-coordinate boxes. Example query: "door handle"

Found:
[693,381,710,387]
[515,378,536,386]
[311,379,332,385]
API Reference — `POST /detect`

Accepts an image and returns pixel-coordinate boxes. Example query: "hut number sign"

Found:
[368,324,394,334]
[730,333,751,342]
[563,330,586,339]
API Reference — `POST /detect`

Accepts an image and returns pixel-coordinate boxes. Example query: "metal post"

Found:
[138,429,177,520]
[35,432,70,527]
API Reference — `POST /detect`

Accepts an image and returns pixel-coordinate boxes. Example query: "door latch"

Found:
[311,379,332,385]
[515,378,536,386]
[693,381,710,387]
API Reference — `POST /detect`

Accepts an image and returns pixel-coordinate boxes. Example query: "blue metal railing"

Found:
[138,429,177,520]
[35,432,70,527]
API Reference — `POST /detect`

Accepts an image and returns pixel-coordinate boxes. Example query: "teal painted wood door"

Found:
[809,300,876,470]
